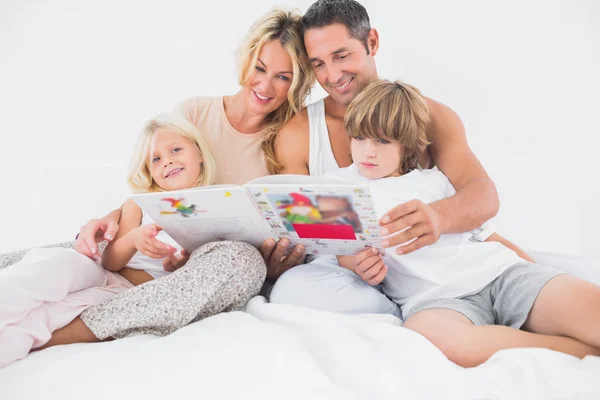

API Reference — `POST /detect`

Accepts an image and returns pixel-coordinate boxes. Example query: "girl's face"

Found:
[149,129,203,191]
[244,39,294,116]
[351,136,404,180]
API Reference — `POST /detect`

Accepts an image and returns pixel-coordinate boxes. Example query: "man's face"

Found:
[304,23,378,106]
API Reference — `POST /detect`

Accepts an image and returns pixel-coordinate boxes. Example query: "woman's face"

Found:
[244,40,294,116]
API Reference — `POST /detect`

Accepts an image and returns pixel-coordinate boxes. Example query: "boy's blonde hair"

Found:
[237,7,315,174]
[345,79,431,173]
[128,113,217,193]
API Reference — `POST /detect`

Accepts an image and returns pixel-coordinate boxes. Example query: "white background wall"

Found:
[1,0,599,263]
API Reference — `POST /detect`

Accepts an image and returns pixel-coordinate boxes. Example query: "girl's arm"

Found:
[485,232,535,263]
[101,199,144,272]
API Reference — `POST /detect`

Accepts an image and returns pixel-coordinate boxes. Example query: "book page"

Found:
[245,182,382,255]
[131,187,276,253]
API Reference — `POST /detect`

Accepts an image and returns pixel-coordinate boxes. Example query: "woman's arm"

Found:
[485,232,535,263]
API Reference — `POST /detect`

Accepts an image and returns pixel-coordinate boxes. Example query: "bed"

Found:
[1,160,599,399]
[0,246,599,399]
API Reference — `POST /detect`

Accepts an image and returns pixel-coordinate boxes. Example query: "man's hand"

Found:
[355,247,387,285]
[259,238,305,280]
[379,199,442,255]
[163,249,191,272]
[74,218,120,262]
[128,224,176,259]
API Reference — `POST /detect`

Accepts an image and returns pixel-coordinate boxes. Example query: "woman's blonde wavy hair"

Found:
[237,7,315,174]
[128,113,217,193]
[345,80,431,174]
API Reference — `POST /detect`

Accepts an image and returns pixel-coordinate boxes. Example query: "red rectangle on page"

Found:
[292,224,356,240]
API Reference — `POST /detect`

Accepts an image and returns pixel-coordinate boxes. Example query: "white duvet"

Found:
[1,294,599,400]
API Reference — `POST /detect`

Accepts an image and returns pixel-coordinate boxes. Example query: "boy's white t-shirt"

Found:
[322,164,524,319]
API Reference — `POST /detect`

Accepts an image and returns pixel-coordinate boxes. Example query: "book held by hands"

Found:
[131,175,382,255]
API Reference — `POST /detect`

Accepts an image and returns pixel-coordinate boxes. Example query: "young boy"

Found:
[323,79,600,367]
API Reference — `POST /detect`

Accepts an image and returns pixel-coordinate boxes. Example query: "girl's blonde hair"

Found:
[237,7,315,174]
[128,113,217,193]
[345,80,431,173]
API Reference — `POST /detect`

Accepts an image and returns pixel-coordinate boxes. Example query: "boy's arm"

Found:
[101,200,144,272]
[485,232,535,263]
[380,98,499,254]
[74,206,123,261]
[336,249,387,286]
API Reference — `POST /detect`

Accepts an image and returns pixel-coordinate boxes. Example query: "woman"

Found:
[41,7,314,349]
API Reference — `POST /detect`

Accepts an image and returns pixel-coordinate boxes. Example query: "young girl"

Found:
[0,113,266,368]
[323,79,600,367]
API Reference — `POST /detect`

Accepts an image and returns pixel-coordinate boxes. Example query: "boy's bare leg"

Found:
[403,308,600,368]
[35,317,103,351]
[522,275,600,347]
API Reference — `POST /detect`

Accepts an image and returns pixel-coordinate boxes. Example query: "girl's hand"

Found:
[163,250,190,272]
[129,224,175,259]
[354,247,388,285]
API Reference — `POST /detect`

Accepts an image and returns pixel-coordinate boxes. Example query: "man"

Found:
[269,0,504,315]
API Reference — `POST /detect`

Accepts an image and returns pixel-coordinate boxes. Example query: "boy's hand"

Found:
[163,250,190,272]
[355,247,388,285]
[129,224,175,259]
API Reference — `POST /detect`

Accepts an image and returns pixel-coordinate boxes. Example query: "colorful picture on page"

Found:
[266,192,363,240]
[159,197,206,218]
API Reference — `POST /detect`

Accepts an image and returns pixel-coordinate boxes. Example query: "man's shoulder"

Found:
[423,96,462,135]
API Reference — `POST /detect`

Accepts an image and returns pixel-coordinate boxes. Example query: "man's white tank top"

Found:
[307,99,340,177]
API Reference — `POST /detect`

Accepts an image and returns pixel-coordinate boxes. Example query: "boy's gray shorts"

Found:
[405,262,563,328]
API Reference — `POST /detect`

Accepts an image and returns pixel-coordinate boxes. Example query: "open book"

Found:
[131,175,382,256]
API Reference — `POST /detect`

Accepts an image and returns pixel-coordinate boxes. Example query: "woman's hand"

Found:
[354,247,388,285]
[163,250,191,272]
[74,218,120,262]
[128,224,176,259]
[259,238,305,280]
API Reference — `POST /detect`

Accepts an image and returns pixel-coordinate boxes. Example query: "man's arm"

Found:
[485,232,535,263]
[274,109,310,175]
[426,98,499,233]
[379,98,500,254]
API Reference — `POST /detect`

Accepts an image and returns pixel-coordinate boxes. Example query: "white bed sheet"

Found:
[1,294,599,400]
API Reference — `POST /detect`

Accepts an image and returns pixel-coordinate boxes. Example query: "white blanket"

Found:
[1,295,598,400]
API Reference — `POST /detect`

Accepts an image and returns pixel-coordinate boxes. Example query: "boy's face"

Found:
[304,23,378,106]
[351,136,403,179]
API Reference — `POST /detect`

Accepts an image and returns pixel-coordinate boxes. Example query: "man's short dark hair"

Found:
[302,0,372,54]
